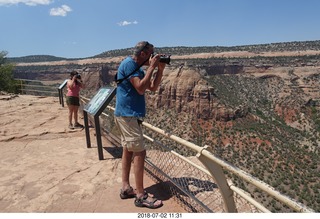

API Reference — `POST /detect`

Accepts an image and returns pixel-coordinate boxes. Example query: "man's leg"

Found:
[122,147,133,190]
[134,149,163,208]
[133,149,146,196]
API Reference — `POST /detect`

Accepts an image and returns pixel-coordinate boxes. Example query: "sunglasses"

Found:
[139,41,150,53]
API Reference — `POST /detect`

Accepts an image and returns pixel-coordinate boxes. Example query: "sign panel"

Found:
[84,86,116,116]
[58,79,68,90]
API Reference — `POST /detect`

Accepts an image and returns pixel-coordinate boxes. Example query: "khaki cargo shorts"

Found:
[114,116,145,152]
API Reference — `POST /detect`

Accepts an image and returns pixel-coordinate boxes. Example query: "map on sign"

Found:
[84,87,116,116]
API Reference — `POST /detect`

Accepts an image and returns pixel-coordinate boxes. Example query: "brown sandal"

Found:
[120,186,136,199]
[134,193,163,209]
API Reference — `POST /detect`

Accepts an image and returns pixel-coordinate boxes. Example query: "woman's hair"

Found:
[70,70,78,79]
[69,70,81,85]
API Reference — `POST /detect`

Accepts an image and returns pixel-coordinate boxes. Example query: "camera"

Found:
[152,54,171,65]
[160,55,171,64]
[76,73,81,79]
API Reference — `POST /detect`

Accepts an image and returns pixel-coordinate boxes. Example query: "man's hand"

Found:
[149,54,160,69]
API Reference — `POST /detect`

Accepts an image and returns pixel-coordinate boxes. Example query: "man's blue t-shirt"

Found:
[114,56,146,117]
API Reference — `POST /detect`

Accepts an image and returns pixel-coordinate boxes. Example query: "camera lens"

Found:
[160,55,171,64]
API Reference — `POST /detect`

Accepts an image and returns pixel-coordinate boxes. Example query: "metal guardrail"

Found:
[15,79,59,97]
[80,96,315,213]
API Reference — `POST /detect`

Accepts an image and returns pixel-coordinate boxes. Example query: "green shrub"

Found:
[0,51,18,93]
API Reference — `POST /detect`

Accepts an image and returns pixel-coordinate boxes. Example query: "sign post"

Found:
[83,86,116,160]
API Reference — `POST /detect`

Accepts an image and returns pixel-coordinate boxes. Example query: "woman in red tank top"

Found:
[66,71,85,129]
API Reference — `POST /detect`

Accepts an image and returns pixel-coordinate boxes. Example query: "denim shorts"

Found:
[114,116,145,152]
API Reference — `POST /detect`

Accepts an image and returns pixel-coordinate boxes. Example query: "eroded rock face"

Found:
[149,65,246,121]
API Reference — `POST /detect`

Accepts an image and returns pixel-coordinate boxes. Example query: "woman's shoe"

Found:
[74,122,84,129]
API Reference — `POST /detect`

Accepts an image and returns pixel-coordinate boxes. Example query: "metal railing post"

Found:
[196,146,237,212]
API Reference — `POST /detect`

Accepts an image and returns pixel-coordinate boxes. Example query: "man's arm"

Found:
[148,62,165,92]
[130,54,165,95]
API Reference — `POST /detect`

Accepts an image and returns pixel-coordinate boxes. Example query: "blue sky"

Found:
[1,0,320,58]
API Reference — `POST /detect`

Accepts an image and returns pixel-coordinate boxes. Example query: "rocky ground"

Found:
[0,94,185,213]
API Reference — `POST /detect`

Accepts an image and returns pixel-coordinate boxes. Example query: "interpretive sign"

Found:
[84,87,116,116]
[83,86,116,160]
[58,79,68,107]
[58,79,68,90]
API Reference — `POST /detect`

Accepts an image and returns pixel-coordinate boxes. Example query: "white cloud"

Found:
[0,0,53,6]
[117,20,138,27]
[50,4,72,17]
